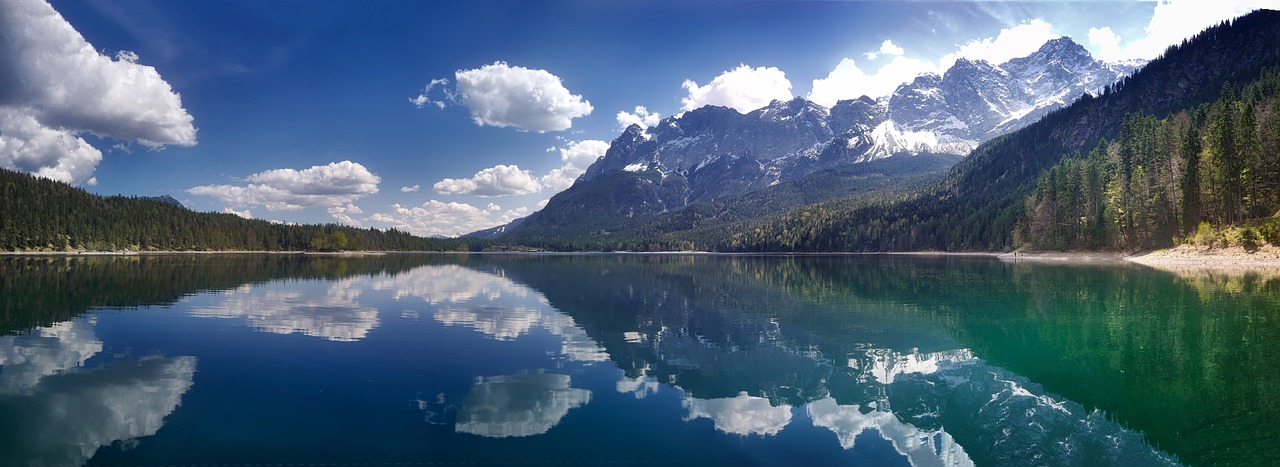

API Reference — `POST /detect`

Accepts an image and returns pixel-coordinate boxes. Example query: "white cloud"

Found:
[683,393,793,437]
[400,184,421,192]
[222,208,252,219]
[410,77,454,110]
[486,203,501,212]
[1087,26,1123,62]
[541,139,609,192]
[616,106,661,129]
[1103,0,1272,61]
[681,64,793,114]
[938,19,1058,70]
[865,39,906,60]
[448,61,593,132]
[0,109,102,185]
[0,0,196,185]
[327,203,363,226]
[188,160,381,211]
[536,199,550,210]
[433,164,542,197]
[808,56,939,106]
[369,199,528,237]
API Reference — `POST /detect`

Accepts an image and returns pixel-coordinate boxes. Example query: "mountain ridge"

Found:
[490,35,1143,240]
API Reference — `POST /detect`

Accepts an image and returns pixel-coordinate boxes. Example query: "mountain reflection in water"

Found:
[2,254,1276,465]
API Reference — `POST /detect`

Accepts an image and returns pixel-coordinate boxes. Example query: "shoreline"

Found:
[0,250,390,256]
[4,247,1279,271]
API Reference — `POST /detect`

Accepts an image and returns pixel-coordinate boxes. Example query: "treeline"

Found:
[1023,68,1280,251]
[0,167,483,252]
[688,12,1280,253]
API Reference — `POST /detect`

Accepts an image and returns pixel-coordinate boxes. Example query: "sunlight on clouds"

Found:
[327,203,363,226]
[681,64,793,114]
[864,39,905,60]
[449,61,593,132]
[0,0,196,185]
[222,207,252,219]
[938,19,1058,70]
[369,200,529,237]
[808,56,938,106]
[1110,0,1272,60]
[400,184,421,192]
[188,160,380,211]
[541,139,608,192]
[1088,26,1123,62]
[616,106,661,129]
[433,164,542,197]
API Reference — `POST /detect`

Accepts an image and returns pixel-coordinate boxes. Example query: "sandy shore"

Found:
[1126,245,1280,270]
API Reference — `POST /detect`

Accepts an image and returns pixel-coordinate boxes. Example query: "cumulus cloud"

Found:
[808,56,939,106]
[440,61,593,132]
[0,0,197,185]
[681,64,793,114]
[222,208,252,219]
[433,164,542,197]
[369,200,529,237]
[864,39,906,60]
[0,109,103,185]
[541,139,609,192]
[616,106,661,129]
[486,203,501,212]
[400,184,421,192]
[1097,0,1272,61]
[188,160,381,211]
[938,19,1058,70]
[1087,26,1123,62]
[327,203,363,226]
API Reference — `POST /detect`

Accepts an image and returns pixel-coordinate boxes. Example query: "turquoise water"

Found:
[1,254,1276,466]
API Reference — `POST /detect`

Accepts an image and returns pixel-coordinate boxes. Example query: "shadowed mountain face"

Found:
[506,37,1140,240]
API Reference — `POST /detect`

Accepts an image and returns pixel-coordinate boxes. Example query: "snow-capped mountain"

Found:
[578,37,1141,204]
[498,37,1143,238]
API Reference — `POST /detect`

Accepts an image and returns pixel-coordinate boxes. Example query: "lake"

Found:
[1,253,1277,466]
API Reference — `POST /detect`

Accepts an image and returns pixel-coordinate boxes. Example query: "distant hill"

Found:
[0,167,478,252]
[140,195,185,209]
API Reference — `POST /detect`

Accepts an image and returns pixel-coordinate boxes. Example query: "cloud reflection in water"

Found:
[0,319,197,466]
[454,371,592,438]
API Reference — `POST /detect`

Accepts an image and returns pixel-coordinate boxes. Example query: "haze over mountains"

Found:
[481,37,1144,239]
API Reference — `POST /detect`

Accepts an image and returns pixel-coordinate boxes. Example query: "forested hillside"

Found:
[708,11,1280,252]
[1022,70,1280,251]
[0,168,479,252]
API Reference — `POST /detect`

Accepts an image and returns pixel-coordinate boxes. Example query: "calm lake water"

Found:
[1,253,1277,466]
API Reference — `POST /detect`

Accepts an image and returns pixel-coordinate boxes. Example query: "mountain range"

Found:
[487,36,1144,240]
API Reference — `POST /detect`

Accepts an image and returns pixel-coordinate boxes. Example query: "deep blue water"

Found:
[2,253,1277,466]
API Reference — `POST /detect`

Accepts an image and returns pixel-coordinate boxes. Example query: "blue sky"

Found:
[1,0,1271,236]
